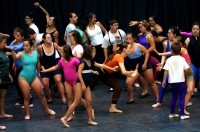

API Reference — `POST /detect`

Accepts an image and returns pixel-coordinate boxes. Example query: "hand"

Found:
[40,66,45,72]
[9,75,13,83]
[11,46,16,51]
[142,63,147,70]
[81,84,87,92]
[162,81,166,87]
[115,36,120,41]
[129,21,138,26]
[34,2,40,7]
[130,64,139,77]
[93,71,99,75]
[112,66,119,71]
[156,63,163,71]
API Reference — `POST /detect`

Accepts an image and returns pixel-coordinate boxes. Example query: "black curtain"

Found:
[1,0,200,45]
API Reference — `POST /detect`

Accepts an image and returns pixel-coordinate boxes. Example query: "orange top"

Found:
[104,54,124,74]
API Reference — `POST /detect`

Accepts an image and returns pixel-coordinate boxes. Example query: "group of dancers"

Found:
[0,2,199,130]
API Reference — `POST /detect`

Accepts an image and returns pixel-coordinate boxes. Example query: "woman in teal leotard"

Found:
[11,38,56,120]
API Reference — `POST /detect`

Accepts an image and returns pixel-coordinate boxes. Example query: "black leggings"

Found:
[93,45,104,64]
[89,68,122,104]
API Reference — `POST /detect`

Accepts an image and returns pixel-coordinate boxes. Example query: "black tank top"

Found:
[44,26,57,42]
[40,43,58,69]
[188,36,200,67]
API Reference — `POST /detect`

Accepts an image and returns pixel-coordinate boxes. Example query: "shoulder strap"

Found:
[108,32,112,45]
[118,30,123,42]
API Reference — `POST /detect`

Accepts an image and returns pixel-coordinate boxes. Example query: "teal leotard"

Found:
[19,50,38,84]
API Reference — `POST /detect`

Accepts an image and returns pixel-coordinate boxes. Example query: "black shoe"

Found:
[139,92,149,98]
[127,101,134,104]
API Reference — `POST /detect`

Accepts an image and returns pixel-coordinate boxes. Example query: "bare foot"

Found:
[0,126,6,130]
[184,109,190,115]
[152,103,161,108]
[92,109,95,120]
[88,121,98,125]
[0,114,13,118]
[25,115,30,120]
[109,108,123,113]
[67,116,73,121]
[60,117,70,128]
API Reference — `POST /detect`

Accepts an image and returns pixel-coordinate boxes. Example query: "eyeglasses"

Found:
[24,18,30,20]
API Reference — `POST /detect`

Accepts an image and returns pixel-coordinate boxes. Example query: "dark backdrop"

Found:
[1,0,200,45]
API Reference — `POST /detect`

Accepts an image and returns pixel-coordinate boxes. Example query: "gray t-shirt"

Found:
[64,23,76,47]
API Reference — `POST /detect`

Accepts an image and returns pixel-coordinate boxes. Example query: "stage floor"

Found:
[2,79,200,132]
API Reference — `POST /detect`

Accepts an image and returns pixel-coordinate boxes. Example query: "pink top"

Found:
[181,32,192,37]
[181,54,191,63]
[57,57,80,86]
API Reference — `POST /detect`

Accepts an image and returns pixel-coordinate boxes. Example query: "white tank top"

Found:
[87,24,103,46]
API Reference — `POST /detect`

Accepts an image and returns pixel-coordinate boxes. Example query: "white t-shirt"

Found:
[163,55,189,83]
[101,29,126,48]
[64,23,76,47]
[35,33,43,48]
[71,44,83,55]
[29,23,39,34]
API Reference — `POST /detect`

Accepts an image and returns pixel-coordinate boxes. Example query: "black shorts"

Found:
[40,69,62,79]
[0,84,8,89]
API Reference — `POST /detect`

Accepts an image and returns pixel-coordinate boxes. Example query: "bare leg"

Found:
[18,77,31,119]
[64,82,74,121]
[41,78,52,102]
[54,75,66,103]
[184,81,194,115]
[61,83,83,128]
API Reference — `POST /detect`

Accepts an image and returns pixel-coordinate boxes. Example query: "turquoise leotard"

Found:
[19,50,38,84]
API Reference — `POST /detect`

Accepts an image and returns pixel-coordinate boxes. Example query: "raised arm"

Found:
[154,24,163,34]
[34,2,50,23]
[181,32,192,37]
[0,32,10,38]
[11,47,22,60]
[96,22,107,35]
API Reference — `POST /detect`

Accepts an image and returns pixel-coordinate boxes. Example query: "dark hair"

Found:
[69,30,82,44]
[23,38,34,47]
[26,28,36,35]
[109,19,118,25]
[151,30,158,37]
[171,42,181,55]
[25,11,34,19]
[82,45,94,60]
[192,22,200,29]
[139,20,151,31]
[176,36,186,48]
[169,26,181,36]
[13,27,20,33]
[68,12,76,20]
[63,45,73,61]
[75,20,87,31]
[149,15,158,23]
[0,35,6,43]
[86,12,95,22]
[39,33,51,44]
[17,30,26,38]
[105,42,129,63]
[52,17,57,24]
[126,32,138,42]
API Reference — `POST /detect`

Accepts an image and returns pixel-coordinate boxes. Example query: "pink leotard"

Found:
[180,54,191,63]
[57,57,80,86]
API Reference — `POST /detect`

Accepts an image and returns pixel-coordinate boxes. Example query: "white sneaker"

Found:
[169,114,179,118]
[186,102,192,107]
[180,115,190,120]
[194,88,198,92]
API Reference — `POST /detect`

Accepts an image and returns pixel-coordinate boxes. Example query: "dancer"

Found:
[60,45,121,127]
[41,45,79,121]
[24,11,39,34]
[37,33,66,104]
[89,42,138,113]
[152,26,181,108]
[64,12,78,46]
[0,36,13,130]
[129,20,159,99]
[34,2,59,44]
[149,15,163,35]
[162,42,189,120]
[11,38,55,120]
[86,12,107,63]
